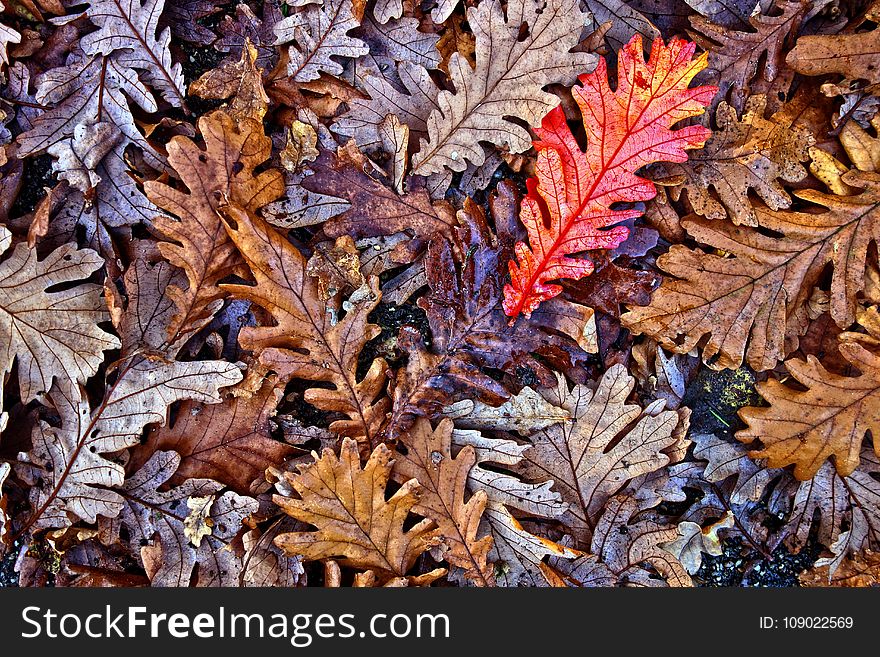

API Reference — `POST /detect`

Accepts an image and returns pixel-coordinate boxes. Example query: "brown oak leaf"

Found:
[132,375,295,495]
[273,437,446,583]
[392,418,493,586]
[145,110,284,351]
[737,340,880,479]
[622,171,880,370]
[656,94,814,226]
[220,204,390,449]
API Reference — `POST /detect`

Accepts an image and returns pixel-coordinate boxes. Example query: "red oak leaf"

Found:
[503,35,717,319]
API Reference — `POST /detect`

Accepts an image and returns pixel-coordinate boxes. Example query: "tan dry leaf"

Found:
[810,146,857,196]
[274,0,369,82]
[692,433,779,505]
[132,375,295,495]
[661,511,735,574]
[189,39,269,123]
[658,95,814,226]
[737,340,880,479]
[112,243,184,355]
[379,113,408,194]
[47,121,122,197]
[787,28,880,90]
[220,204,389,449]
[622,171,880,370]
[332,61,439,153]
[444,386,571,434]
[183,495,215,548]
[515,366,682,539]
[242,521,306,587]
[0,225,120,404]
[306,235,368,304]
[280,120,319,173]
[839,116,880,173]
[452,428,570,520]
[145,111,284,351]
[20,359,243,531]
[392,418,493,586]
[482,502,579,587]
[273,438,445,583]
[774,447,880,574]
[410,0,596,176]
[547,494,693,587]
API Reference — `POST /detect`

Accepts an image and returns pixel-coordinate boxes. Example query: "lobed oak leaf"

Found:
[242,521,307,587]
[771,447,880,575]
[10,49,163,258]
[513,365,682,539]
[622,170,880,370]
[334,61,439,155]
[450,421,570,521]
[80,0,186,108]
[410,0,596,176]
[273,437,445,583]
[145,110,284,351]
[503,35,716,319]
[800,550,880,587]
[349,13,440,89]
[656,94,814,226]
[16,54,157,158]
[111,243,183,355]
[0,226,120,404]
[688,0,806,112]
[737,340,880,479]
[482,502,579,587]
[131,375,295,495]
[444,386,571,434]
[274,0,369,82]
[219,203,390,449]
[99,450,258,586]
[391,418,493,586]
[692,433,780,505]
[547,494,693,587]
[19,359,243,531]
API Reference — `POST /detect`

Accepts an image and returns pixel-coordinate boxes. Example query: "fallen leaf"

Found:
[273,437,445,584]
[503,36,716,318]
[0,226,120,404]
[220,204,390,449]
[410,0,596,176]
[392,418,494,586]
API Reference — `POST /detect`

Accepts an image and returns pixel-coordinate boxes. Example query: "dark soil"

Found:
[0,540,21,587]
[10,154,53,217]
[697,538,820,587]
